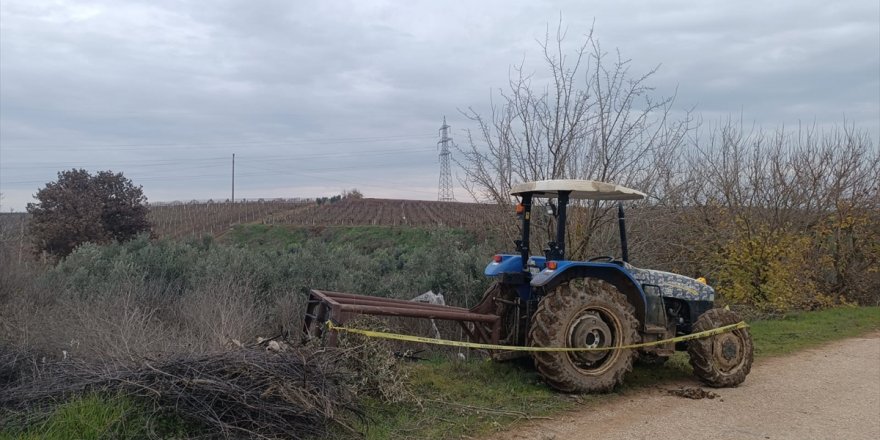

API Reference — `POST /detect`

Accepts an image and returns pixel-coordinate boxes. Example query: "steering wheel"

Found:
[587,255,615,262]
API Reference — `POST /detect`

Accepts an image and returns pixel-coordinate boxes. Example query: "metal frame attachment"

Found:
[302,289,501,347]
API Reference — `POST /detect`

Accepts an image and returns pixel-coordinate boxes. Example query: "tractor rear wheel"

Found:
[687,308,753,387]
[528,278,639,393]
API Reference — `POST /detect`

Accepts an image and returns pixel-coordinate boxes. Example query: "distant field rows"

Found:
[150,198,500,237]
[0,198,502,242]
[148,199,308,238]
[264,198,500,228]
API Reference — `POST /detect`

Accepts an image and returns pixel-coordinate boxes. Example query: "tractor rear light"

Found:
[547,261,558,270]
[493,255,503,263]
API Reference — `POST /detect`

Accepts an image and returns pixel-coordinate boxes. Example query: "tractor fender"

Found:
[531,262,648,327]
[484,254,548,276]
[484,254,523,276]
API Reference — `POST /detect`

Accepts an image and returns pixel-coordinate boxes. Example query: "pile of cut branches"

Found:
[0,345,31,386]
[1,347,362,439]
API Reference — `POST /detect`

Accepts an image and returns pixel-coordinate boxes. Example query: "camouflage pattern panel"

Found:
[626,266,715,302]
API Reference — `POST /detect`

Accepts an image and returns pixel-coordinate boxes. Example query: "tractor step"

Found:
[644,325,668,335]
[640,325,676,356]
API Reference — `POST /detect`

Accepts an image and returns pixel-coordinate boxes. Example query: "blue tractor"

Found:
[468,180,753,392]
[303,179,753,393]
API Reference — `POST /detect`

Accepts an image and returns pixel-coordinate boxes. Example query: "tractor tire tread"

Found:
[687,308,754,388]
[528,278,639,393]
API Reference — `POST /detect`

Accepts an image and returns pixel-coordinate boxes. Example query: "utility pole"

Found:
[232,153,235,203]
[437,116,455,201]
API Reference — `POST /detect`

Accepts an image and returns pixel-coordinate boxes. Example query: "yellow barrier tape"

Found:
[325,320,749,352]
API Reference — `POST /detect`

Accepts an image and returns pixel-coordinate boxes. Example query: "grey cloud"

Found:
[1,0,877,210]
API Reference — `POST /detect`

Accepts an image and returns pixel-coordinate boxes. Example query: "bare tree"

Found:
[457,21,691,258]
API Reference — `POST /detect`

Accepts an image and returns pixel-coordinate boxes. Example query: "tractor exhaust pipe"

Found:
[618,203,629,263]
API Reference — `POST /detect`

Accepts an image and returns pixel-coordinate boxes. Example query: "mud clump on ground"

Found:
[667,387,720,400]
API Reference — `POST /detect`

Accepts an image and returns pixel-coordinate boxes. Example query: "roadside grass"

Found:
[357,359,582,439]
[359,306,880,439]
[0,394,186,440]
[4,307,877,439]
[748,305,880,357]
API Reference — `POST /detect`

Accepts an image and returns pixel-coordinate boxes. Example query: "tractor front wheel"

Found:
[528,278,639,393]
[687,308,753,387]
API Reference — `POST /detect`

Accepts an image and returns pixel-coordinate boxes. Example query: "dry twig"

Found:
[0,346,363,439]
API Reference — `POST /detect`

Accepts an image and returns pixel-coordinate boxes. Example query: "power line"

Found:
[0,137,447,201]
[0,157,436,186]
[1,146,436,170]
[0,133,437,151]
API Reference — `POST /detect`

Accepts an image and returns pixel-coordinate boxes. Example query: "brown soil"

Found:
[486,333,880,440]
[667,386,719,400]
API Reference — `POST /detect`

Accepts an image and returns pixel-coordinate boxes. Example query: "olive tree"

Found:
[27,169,151,258]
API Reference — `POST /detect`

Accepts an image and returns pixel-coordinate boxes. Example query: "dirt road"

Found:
[488,333,880,440]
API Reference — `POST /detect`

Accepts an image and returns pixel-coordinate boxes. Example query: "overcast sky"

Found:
[1,0,878,211]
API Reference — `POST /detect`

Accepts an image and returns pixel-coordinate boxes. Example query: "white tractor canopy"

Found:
[510,179,646,200]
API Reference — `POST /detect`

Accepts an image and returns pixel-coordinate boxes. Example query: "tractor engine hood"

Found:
[627,267,715,302]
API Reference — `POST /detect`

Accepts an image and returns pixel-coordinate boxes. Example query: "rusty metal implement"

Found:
[302,289,501,346]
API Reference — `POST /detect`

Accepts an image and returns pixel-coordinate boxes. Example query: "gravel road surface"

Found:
[488,333,880,440]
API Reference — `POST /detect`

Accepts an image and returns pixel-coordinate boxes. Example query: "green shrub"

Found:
[715,227,826,311]
[2,226,494,364]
